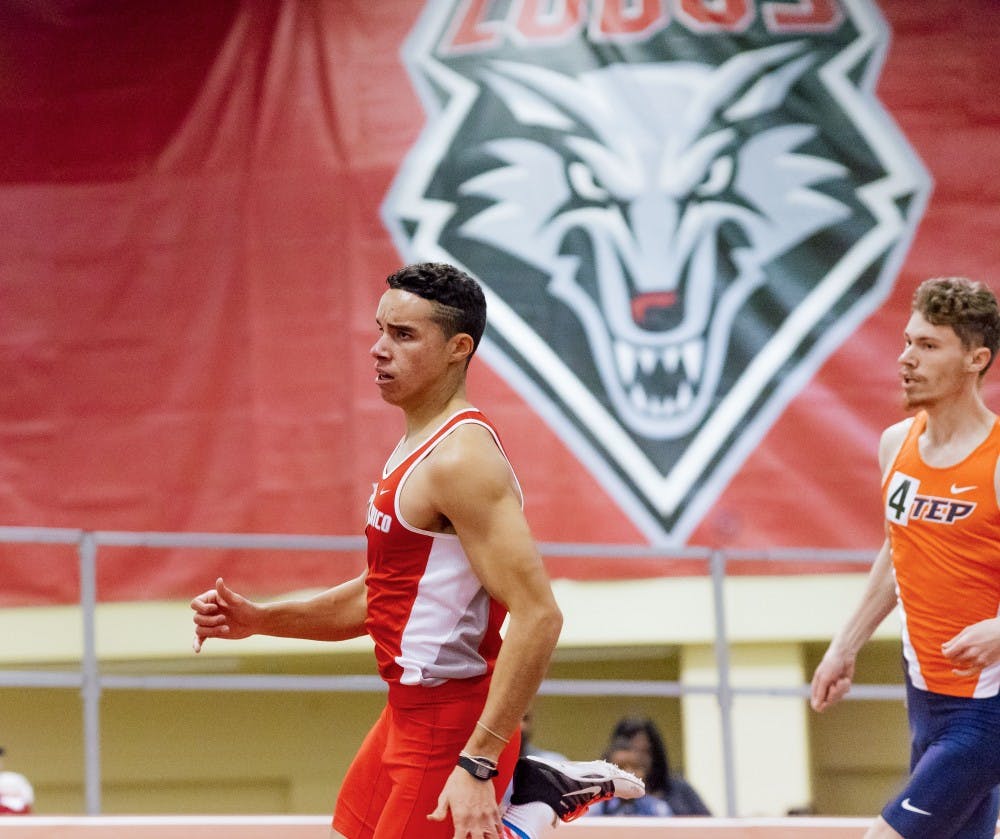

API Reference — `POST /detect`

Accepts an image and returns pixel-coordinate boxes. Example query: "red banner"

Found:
[1,1,999,605]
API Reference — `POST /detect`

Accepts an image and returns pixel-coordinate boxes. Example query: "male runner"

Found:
[192,263,641,838]
[811,277,1000,838]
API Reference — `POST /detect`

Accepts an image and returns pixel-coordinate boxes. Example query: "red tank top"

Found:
[364,409,519,689]
[883,411,1000,697]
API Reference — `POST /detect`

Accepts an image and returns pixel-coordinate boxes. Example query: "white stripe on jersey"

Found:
[395,534,490,686]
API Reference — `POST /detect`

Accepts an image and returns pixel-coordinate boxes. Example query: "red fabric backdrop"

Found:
[1,1,999,604]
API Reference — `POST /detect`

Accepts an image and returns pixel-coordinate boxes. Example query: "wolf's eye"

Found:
[568,161,609,202]
[695,156,733,197]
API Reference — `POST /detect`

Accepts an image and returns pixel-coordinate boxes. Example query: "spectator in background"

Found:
[0,747,34,815]
[587,738,671,816]
[608,716,711,816]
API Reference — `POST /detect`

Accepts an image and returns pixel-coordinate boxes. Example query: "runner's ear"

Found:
[448,332,475,365]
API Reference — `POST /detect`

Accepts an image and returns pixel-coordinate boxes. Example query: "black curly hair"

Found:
[386,263,487,358]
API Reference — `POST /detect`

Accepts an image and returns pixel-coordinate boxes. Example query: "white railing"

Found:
[0,526,889,817]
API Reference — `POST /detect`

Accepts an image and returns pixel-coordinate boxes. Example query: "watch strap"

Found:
[457,753,499,780]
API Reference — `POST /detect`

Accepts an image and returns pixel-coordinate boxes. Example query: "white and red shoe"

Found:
[509,754,645,822]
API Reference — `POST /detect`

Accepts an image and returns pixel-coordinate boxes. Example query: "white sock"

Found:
[502,802,558,838]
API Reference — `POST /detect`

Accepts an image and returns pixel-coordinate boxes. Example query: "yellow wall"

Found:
[0,573,910,817]
[1,648,686,815]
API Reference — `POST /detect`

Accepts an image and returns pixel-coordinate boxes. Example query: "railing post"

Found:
[710,549,738,817]
[79,531,102,814]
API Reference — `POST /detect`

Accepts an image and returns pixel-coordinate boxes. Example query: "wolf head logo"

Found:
[383,1,930,544]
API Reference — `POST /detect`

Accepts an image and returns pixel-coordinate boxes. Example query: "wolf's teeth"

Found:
[681,340,703,381]
[615,341,637,384]
[638,347,658,376]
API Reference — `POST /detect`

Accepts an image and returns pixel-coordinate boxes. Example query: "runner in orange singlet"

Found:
[811,277,1000,839]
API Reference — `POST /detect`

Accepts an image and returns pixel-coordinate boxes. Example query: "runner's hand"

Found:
[810,648,855,712]
[190,577,258,652]
[943,617,1000,676]
[428,766,505,839]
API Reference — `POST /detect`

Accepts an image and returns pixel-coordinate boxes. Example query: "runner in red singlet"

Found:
[191,264,642,839]
[811,277,1000,839]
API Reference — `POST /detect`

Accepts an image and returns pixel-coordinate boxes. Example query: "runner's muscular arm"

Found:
[423,424,563,836]
[429,426,563,753]
[810,421,910,712]
[191,572,368,652]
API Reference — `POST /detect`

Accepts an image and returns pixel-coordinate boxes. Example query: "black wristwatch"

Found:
[457,754,499,781]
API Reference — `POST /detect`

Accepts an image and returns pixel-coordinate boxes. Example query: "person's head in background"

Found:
[603,737,650,784]
[609,716,671,796]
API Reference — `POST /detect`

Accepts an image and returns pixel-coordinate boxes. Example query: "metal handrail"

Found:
[0,525,884,816]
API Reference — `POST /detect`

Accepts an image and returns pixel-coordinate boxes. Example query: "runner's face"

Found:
[898,311,973,410]
[370,289,453,407]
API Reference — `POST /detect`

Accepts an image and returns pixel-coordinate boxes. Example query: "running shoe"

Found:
[509,754,645,822]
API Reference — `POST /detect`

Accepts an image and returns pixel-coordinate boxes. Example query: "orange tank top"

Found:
[883,411,1000,697]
